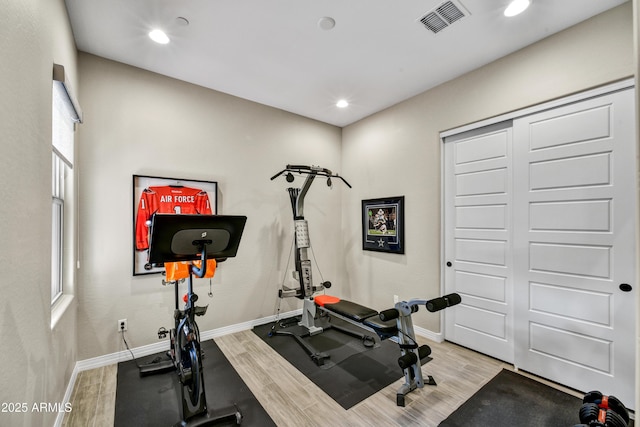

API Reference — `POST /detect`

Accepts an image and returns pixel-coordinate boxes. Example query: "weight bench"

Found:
[271,292,461,406]
[314,295,398,340]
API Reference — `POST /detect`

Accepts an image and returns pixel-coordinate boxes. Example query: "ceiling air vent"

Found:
[419,0,468,34]
[420,12,448,34]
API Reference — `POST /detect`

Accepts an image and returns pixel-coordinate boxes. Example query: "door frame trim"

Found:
[440,78,634,139]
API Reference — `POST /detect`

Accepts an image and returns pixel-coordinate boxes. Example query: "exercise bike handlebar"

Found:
[190,240,210,278]
[270,164,352,188]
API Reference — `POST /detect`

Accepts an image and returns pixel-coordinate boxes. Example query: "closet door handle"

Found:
[446,261,452,267]
[619,283,632,292]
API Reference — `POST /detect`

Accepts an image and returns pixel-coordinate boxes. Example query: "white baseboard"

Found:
[74,308,302,373]
[57,308,441,426]
[54,368,78,427]
[65,309,444,376]
[55,309,301,427]
[71,310,442,373]
[414,325,444,343]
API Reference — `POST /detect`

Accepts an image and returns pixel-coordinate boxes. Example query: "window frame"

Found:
[51,64,81,316]
[51,193,64,305]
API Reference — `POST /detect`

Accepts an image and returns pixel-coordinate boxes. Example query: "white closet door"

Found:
[444,123,514,362]
[512,89,636,407]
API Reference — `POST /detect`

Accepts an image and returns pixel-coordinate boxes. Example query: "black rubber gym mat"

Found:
[439,369,634,427]
[252,316,430,410]
[114,339,275,426]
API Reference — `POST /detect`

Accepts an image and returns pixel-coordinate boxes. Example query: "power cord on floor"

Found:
[120,330,142,369]
[270,236,295,335]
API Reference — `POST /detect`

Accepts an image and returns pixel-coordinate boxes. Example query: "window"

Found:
[51,154,66,304]
[51,64,81,307]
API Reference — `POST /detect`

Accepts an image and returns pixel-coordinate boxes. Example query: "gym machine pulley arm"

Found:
[271,165,351,301]
[270,165,352,188]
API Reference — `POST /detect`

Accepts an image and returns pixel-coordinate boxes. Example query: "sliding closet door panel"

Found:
[444,123,514,362]
[513,89,636,407]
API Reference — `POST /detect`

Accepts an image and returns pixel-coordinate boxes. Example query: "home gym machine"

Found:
[139,213,247,426]
[269,164,351,309]
[269,165,368,365]
[270,164,462,406]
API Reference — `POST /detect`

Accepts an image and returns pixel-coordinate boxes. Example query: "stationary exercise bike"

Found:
[140,213,247,427]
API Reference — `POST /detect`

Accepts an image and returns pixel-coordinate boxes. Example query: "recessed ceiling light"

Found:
[504,0,531,17]
[149,29,170,44]
[336,99,349,108]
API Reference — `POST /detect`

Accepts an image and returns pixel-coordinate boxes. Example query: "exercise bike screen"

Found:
[147,214,247,264]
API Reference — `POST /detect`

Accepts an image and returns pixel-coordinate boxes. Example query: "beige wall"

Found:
[0,0,78,425]
[341,3,635,332]
[76,54,343,359]
[1,0,637,422]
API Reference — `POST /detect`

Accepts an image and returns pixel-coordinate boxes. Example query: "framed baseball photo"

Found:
[362,196,405,254]
[132,175,218,276]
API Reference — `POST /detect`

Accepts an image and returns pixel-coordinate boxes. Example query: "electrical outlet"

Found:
[118,319,127,332]
[393,295,399,303]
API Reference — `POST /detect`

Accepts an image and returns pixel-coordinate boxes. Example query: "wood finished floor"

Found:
[62,329,583,427]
